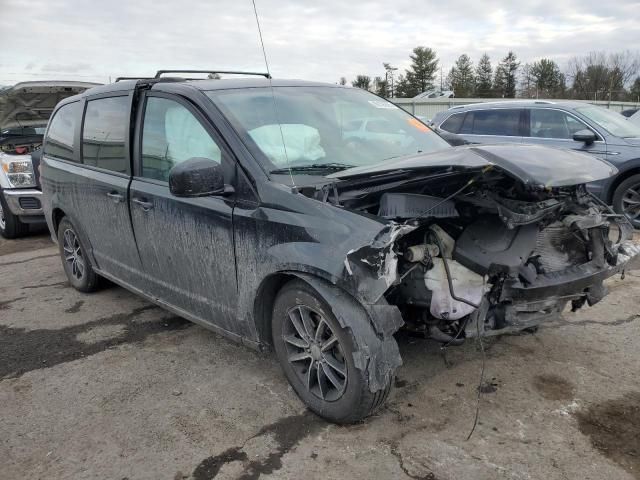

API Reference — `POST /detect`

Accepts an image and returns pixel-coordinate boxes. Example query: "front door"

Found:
[129,93,243,336]
[524,108,607,155]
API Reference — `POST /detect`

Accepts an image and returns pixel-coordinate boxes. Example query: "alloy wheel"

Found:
[0,202,5,231]
[63,228,85,280]
[622,183,640,222]
[283,305,348,402]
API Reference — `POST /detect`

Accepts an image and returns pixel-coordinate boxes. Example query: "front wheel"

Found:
[272,280,393,423]
[612,173,640,228]
[57,217,100,292]
[0,190,29,239]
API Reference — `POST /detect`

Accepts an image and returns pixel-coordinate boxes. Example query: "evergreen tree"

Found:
[352,75,371,91]
[400,47,439,97]
[494,51,519,97]
[630,76,640,101]
[475,53,493,97]
[449,54,475,97]
[530,58,565,97]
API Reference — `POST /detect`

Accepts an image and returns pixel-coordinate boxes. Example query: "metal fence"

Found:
[392,97,640,120]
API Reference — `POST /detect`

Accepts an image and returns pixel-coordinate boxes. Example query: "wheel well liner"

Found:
[52,207,66,234]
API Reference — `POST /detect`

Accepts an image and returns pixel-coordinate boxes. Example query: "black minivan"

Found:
[41,71,639,423]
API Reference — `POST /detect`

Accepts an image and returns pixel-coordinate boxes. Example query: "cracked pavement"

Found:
[1,232,640,480]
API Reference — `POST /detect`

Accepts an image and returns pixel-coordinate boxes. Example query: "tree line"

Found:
[345,48,640,101]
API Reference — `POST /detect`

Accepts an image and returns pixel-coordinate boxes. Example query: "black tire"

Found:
[612,174,640,229]
[272,280,393,424]
[57,217,100,292]
[0,190,29,239]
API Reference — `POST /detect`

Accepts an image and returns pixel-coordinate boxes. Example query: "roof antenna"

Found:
[251,0,295,188]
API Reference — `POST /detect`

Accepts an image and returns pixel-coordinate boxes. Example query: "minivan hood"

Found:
[0,81,102,129]
[330,143,617,188]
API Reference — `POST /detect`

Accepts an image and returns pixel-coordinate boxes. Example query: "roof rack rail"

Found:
[154,70,271,79]
[114,76,153,82]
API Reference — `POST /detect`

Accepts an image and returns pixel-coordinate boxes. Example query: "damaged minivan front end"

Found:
[311,143,640,345]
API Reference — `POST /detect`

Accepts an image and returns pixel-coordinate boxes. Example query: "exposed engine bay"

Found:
[301,164,639,345]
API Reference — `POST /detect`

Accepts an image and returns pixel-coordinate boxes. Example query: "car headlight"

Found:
[1,158,36,188]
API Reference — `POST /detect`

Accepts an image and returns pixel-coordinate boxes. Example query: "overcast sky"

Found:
[1,0,638,86]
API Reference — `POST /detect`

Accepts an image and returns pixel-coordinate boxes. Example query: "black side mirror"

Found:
[168,157,233,197]
[573,129,597,144]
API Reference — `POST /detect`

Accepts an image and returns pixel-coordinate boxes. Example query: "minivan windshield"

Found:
[576,105,640,138]
[207,87,450,178]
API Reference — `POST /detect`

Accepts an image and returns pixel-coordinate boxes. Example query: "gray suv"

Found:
[431,101,640,226]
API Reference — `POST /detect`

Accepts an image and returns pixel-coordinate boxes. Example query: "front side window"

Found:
[44,102,80,161]
[207,87,450,176]
[141,97,221,181]
[82,96,129,173]
[461,109,522,136]
[529,109,588,139]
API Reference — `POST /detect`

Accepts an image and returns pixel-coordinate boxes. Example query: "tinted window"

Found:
[44,102,80,161]
[460,109,521,136]
[440,113,464,133]
[529,109,587,139]
[141,97,221,182]
[82,96,129,173]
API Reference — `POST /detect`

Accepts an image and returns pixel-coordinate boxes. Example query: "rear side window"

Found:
[44,102,80,161]
[82,96,130,173]
[440,113,464,133]
[141,97,221,182]
[460,109,522,136]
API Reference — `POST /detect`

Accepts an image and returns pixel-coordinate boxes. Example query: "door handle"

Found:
[132,197,153,211]
[106,191,125,203]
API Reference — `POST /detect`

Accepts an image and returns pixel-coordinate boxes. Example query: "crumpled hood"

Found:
[330,143,618,188]
[0,81,101,129]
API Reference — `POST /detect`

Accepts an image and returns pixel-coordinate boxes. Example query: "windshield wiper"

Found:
[269,163,356,174]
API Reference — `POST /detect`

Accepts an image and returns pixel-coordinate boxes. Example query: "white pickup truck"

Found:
[0,81,100,238]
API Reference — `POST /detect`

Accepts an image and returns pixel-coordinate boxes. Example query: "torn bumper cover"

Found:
[343,223,415,304]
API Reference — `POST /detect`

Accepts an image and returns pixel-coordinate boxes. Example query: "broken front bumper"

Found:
[500,241,640,303]
[463,241,640,337]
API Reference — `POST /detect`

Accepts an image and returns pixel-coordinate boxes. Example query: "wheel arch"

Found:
[606,163,640,203]
[253,270,404,393]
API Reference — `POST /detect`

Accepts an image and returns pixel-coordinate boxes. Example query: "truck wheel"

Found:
[272,280,393,423]
[57,217,99,292]
[0,191,29,239]
[612,174,640,228]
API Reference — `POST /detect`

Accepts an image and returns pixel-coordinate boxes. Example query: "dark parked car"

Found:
[621,108,639,118]
[41,72,639,423]
[431,101,640,227]
[0,81,101,238]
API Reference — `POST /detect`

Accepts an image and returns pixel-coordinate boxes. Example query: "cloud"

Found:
[0,0,637,85]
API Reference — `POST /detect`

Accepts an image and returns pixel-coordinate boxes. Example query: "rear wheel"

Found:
[612,174,640,228]
[57,217,100,292]
[272,280,392,423]
[0,190,29,239]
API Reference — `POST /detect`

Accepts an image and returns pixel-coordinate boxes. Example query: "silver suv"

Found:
[431,101,640,227]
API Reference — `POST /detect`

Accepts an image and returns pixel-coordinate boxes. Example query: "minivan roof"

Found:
[61,78,343,103]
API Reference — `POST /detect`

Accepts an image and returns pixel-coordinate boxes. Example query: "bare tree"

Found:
[567,51,640,100]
